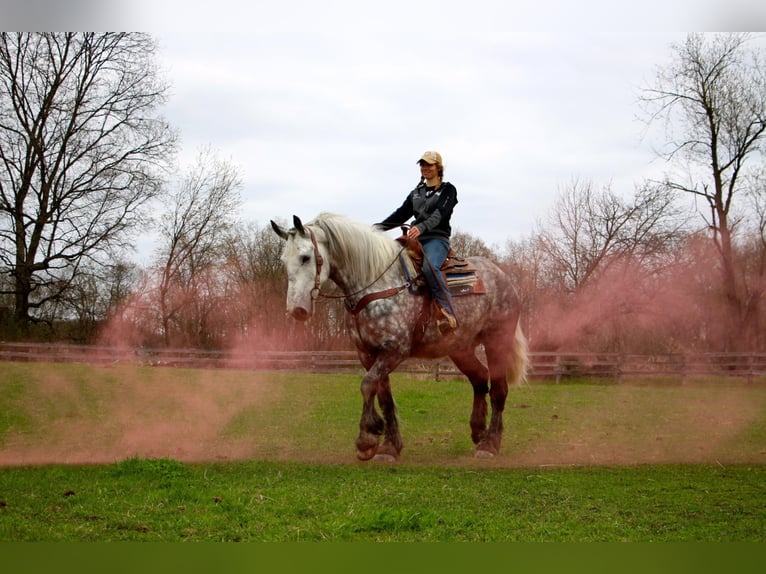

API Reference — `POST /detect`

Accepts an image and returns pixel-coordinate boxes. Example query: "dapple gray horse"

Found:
[271,212,528,461]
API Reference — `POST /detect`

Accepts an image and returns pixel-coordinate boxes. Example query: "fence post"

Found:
[615,354,622,384]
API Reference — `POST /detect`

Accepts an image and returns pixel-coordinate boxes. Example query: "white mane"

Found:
[309,212,411,285]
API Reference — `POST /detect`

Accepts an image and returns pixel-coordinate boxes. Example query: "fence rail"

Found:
[1,342,765,383]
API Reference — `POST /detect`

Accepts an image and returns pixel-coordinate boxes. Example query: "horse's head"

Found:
[271,215,331,321]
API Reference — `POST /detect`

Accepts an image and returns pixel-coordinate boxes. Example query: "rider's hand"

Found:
[407,226,421,240]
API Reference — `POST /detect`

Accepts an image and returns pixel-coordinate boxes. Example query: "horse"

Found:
[270,212,528,461]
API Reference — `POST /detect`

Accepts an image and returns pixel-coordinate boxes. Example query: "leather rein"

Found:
[304,225,410,316]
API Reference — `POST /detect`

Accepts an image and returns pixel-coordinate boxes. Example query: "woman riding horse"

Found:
[375,151,458,335]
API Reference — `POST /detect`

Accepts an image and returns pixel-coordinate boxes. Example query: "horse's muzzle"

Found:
[289,307,311,321]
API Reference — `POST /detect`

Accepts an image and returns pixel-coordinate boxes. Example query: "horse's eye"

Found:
[300,255,311,265]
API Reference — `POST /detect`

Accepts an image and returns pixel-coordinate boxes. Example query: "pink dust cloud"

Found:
[0,365,279,466]
[95,271,299,353]
[96,227,747,357]
[528,241,729,353]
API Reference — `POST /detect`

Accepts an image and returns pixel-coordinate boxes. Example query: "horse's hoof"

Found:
[356,446,378,461]
[372,453,398,463]
[475,449,496,459]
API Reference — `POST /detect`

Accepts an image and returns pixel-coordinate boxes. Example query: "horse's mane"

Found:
[309,212,409,285]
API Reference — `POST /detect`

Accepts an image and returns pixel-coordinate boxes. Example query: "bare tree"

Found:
[536,180,684,291]
[155,148,242,347]
[535,178,684,291]
[499,236,546,340]
[738,166,766,347]
[58,260,141,342]
[536,179,600,291]
[749,167,766,257]
[0,33,177,330]
[223,221,286,284]
[525,179,685,353]
[217,221,288,343]
[450,230,495,259]
[640,32,766,348]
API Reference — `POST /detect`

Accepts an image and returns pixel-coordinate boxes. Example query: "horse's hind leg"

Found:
[479,343,510,457]
[450,349,491,450]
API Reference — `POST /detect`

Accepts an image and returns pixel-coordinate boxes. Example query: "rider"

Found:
[375,150,459,334]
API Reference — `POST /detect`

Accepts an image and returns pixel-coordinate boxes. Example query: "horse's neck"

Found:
[317,220,410,298]
[329,255,406,299]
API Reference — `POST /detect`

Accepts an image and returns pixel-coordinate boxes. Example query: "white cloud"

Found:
[7,1,759,252]
[152,23,690,248]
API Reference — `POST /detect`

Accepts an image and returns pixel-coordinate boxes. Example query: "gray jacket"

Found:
[376,181,458,241]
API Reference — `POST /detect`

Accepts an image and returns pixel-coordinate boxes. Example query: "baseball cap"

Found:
[417,151,443,165]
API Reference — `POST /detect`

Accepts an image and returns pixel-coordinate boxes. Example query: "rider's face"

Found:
[419,161,438,179]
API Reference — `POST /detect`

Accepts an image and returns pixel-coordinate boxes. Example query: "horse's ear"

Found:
[270,220,289,240]
[293,215,306,235]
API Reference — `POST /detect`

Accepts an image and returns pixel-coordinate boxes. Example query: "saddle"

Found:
[396,235,486,296]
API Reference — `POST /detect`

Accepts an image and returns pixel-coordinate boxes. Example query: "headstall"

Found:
[305,225,324,304]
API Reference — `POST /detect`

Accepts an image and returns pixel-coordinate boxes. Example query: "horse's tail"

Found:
[508,320,529,387]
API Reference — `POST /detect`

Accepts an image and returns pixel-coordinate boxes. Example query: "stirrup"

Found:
[436,308,458,334]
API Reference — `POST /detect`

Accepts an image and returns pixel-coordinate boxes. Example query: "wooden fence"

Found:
[1,342,765,383]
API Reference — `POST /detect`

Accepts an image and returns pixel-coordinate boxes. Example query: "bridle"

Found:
[303,224,410,315]
[305,225,324,303]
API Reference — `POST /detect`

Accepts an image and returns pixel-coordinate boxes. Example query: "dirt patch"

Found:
[504,384,766,466]
[0,365,281,466]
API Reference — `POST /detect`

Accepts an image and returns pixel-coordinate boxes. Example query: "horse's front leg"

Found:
[356,354,403,461]
[356,368,385,460]
[373,373,403,462]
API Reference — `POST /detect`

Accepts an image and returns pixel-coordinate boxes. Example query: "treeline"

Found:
[2,184,764,355]
[1,33,765,354]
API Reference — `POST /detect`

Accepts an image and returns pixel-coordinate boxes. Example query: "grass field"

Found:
[2,458,764,541]
[1,361,765,541]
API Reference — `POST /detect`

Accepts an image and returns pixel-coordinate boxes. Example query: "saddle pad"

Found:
[446,271,485,295]
[396,237,485,296]
[410,271,486,296]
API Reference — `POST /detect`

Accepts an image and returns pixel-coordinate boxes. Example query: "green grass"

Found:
[0,361,765,541]
[1,459,764,541]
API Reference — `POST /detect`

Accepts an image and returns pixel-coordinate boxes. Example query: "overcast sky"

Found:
[5,0,766,257]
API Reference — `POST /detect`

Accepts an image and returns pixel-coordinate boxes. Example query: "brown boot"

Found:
[436,307,458,335]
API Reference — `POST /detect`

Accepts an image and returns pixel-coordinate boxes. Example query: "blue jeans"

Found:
[420,238,455,317]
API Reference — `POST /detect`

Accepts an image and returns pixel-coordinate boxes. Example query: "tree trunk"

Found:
[13,265,31,332]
